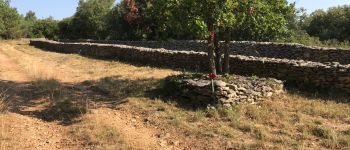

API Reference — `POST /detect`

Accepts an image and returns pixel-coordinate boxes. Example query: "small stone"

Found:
[266,92,273,97]
[239,95,248,99]
[220,98,234,103]
[223,103,232,108]
[214,80,227,87]
[227,93,237,98]
[216,90,228,96]
[237,87,247,92]
[159,140,167,147]
[228,84,238,90]
[247,98,254,103]
[251,91,262,96]
[172,141,179,146]
[164,133,171,138]
[262,86,273,92]
[220,86,230,91]
[207,104,216,110]
[227,89,236,94]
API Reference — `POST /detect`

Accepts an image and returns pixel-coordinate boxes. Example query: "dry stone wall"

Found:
[59,39,350,64]
[30,40,350,93]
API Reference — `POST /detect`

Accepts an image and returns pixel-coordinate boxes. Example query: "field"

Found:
[0,40,350,150]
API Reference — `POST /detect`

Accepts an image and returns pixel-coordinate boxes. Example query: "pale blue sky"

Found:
[9,0,350,20]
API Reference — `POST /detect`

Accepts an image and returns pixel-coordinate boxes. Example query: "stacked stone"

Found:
[168,75,284,107]
[214,78,284,106]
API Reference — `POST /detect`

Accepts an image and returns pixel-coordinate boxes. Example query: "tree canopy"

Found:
[59,0,115,39]
[0,0,23,39]
[306,5,350,41]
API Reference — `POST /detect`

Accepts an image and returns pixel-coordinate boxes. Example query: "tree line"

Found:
[2,0,350,42]
[1,0,350,73]
[0,1,58,39]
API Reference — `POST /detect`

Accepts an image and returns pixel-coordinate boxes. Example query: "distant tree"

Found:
[23,11,38,38]
[306,5,350,41]
[0,0,23,39]
[106,0,157,40]
[230,0,295,41]
[32,17,59,39]
[58,17,74,39]
[24,11,37,22]
[106,1,143,40]
[68,0,115,39]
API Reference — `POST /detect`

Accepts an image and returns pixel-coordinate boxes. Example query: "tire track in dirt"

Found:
[0,42,83,150]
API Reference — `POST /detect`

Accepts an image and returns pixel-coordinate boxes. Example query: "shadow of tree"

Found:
[0,74,349,125]
[284,81,350,103]
[0,76,162,125]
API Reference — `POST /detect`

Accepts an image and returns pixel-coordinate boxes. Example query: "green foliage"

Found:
[306,5,350,41]
[58,17,74,39]
[231,0,295,41]
[22,11,38,38]
[31,17,59,39]
[106,0,180,40]
[60,0,115,39]
[0,0,23,39]
[56,0,295,42]
[2,0,349,50]
[0,1,59,39]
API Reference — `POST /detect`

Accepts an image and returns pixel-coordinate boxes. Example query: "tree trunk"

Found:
[223,29,230,74]
[214,32,222,74]
[207,24,216,74]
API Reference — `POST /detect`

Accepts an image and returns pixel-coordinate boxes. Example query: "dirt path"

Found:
[0,47,30,82]
[0,41,169,150]
[0,42,84,150]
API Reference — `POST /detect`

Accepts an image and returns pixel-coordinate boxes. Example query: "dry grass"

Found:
[72,114,131,150]
[119,91,350,149]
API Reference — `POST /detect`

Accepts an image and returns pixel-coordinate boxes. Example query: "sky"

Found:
[9,0,350,20]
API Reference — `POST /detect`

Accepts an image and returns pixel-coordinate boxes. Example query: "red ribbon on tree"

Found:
[210,31,217,42]
[208,73,217,79]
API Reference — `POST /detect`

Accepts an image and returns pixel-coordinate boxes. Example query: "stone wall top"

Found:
[57,39,350,64]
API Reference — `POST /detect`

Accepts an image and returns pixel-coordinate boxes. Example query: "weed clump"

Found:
[311,126,336,140]
[33,78,87,121]
[44,99,87,121]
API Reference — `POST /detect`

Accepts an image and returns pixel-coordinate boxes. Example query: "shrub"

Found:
[311,126,337,140]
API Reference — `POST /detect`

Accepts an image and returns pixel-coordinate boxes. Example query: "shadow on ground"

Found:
[0,76,163,125]
[0,75,349,125]
[284,81,350,103]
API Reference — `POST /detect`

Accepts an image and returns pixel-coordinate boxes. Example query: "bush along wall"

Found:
[30,40,350,93]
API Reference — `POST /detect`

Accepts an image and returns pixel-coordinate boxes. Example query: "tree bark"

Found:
[223,29,230,74]
[214,32,222,74]
[207,24,216,74]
